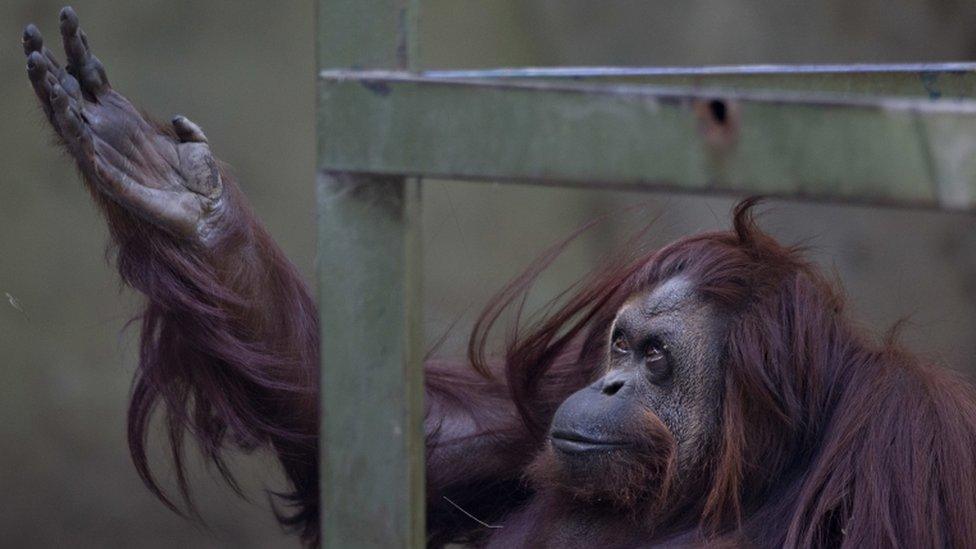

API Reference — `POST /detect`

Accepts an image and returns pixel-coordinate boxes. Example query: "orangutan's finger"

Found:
[26,50,55,119]
[60,6,109,97]
[172,115,209,144]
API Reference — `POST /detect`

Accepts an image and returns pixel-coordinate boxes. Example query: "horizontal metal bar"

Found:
[423,64,976,100]
[425,63,976,78]
[318,72,976,211]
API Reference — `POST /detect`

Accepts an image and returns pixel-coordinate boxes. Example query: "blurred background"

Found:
[2,1,975,547]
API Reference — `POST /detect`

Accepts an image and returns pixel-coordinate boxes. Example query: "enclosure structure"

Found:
[316,1,976,546]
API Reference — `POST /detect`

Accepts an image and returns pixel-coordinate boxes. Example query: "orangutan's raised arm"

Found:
[23,7,545,546]
[23,7,321,542]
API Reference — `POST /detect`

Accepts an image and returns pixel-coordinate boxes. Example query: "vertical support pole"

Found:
[316,1,424,547]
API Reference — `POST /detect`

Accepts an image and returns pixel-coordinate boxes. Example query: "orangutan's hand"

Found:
[24,7,225,242]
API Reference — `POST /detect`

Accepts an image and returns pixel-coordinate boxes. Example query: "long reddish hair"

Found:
[470,198,976,546]
[99,163,320,543]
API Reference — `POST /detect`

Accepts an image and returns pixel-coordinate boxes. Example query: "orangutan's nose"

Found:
[598,370,633,397]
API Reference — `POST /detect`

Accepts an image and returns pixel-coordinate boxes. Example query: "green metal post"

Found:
[316,1,424,547]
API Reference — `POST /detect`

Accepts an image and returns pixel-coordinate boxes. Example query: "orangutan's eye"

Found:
[645,344,665,363]
[611,333,630,354]
[644,341,672,383]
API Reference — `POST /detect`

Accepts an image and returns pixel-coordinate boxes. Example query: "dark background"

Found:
[2,1,975,546]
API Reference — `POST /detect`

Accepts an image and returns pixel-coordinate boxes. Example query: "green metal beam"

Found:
[319,72,976,211]
[317,2,425,548]
[425,64,976,99]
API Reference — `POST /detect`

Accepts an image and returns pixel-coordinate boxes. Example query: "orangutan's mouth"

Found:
[550,430,630,454]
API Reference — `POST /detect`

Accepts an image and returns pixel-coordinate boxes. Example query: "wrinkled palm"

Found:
[23,7,223,241]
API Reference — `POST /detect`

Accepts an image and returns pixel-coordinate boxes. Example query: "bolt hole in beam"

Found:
[709,99,728,125]
[695,98,739,151]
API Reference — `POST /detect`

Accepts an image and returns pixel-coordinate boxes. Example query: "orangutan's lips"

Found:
[550,430,629,454]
